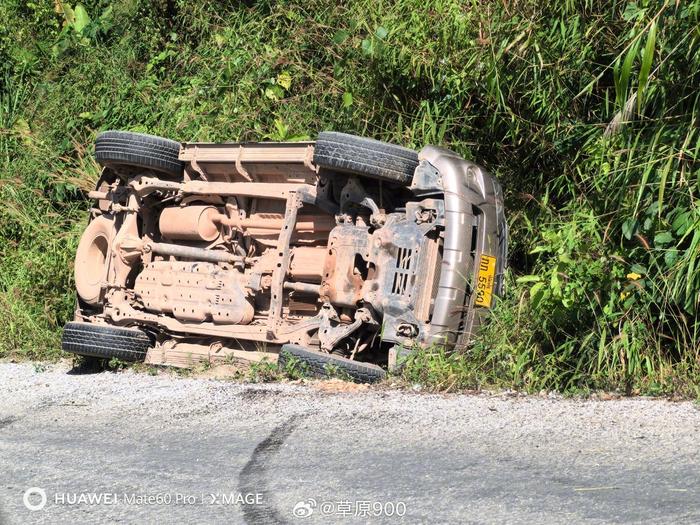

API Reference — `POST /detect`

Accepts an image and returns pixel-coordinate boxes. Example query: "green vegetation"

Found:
[2,1,699,395]
[245,360,283,383]
[278,352,311,381]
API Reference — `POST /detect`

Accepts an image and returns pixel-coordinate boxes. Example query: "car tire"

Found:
[94,130,184,178]
[62,322,150,362]
[313,131,419,185]
[278,344,386,383]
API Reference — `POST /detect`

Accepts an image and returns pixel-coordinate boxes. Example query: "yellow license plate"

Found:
[474,255,497,308]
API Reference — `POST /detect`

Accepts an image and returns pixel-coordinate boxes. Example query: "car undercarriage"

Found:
[63,131,507,382]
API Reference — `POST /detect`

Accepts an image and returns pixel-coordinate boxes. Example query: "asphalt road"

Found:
[0,362,698,524]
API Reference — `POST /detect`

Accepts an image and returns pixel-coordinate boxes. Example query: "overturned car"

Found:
[62,131,507,382]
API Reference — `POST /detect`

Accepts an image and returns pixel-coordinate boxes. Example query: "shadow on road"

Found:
[66,357,110,375]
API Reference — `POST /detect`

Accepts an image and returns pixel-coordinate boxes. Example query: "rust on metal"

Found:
[159,205,221,242]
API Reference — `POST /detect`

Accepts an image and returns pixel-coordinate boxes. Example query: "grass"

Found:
[1,0,699,396]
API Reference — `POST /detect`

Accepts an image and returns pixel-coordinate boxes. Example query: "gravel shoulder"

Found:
[0,361,698,524]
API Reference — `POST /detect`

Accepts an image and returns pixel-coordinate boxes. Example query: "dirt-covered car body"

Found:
[63,131,506,380]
